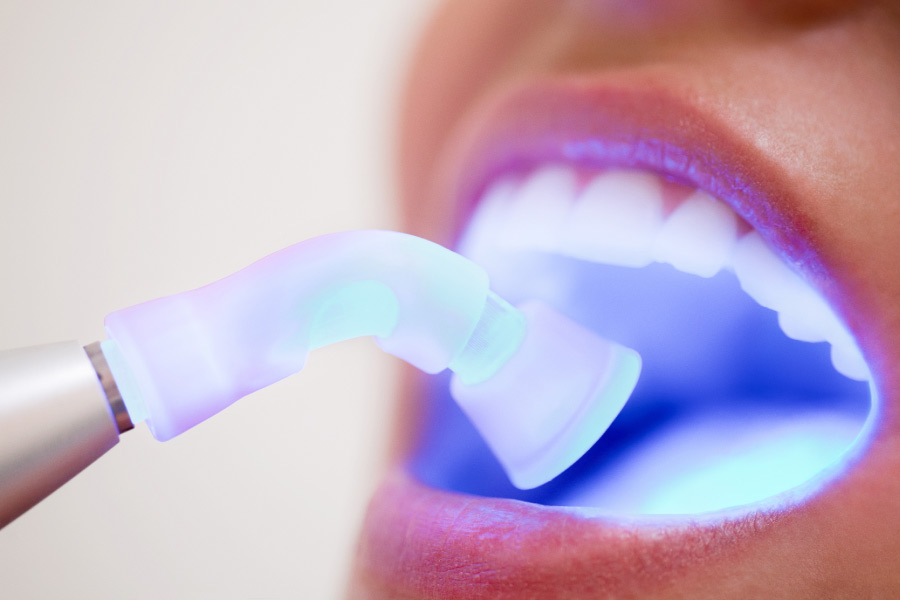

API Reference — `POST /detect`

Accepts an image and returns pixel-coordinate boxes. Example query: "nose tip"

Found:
[450,300,642,489]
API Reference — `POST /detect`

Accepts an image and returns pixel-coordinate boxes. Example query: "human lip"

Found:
[351,468,780,599]
[352,76,889,598]
[434,72,892,388]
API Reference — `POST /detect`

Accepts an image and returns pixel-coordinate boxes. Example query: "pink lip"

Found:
[350,75,892,599]
[352,469,793,599]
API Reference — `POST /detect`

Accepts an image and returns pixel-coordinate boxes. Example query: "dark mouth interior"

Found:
[409,251,871,514]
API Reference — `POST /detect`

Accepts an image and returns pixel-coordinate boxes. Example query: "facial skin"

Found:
[350,1,900,598]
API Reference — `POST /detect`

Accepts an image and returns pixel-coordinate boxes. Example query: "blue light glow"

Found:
[556,411,864,514]
[410,252,872,514]
[637,418,860,514]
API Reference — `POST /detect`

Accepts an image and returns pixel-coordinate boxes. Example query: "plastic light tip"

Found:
[450,301,642,489]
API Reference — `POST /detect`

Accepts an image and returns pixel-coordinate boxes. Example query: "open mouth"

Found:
[410,164,873,517]
[351,81,885,598]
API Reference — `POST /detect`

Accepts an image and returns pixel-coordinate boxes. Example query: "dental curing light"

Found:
[0,230,641,527]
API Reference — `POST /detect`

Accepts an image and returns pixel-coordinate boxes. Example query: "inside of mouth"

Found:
[408,168,873,517]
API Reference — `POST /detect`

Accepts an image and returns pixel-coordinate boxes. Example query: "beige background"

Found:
[0,1,436,597]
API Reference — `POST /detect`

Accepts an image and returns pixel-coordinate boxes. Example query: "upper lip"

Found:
[436,74,822,281]
[354,74,884,598]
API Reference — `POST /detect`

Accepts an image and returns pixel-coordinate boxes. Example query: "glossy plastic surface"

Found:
[104,231,490,440]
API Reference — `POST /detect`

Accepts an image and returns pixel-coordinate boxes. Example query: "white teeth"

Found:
[457,177,516,265]
[561,170,664,268]
[463,166,870,382]
[776,296,834,343]
[830,330,870,381]
[497,165,576,252]
[652,190,737,277]
[731,232,809,311]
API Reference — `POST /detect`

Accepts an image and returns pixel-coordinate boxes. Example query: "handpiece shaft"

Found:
[0,341,126,528]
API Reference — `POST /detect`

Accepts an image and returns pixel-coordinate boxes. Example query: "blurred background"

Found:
[0,1,437,597]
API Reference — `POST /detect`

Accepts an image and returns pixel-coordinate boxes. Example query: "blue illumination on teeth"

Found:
[413,166,872,515]
[411,257,871,512]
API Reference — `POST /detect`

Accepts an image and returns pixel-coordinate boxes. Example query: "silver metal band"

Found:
[84,341,134,434]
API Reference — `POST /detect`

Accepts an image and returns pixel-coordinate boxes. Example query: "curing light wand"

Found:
[0,230,641,528]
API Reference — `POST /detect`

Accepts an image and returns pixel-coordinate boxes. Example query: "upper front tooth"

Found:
[497,165,577,252]
[560,170,664,268]
[652,190,738,278]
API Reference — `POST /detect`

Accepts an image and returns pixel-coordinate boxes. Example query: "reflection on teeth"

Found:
[561,170,664,267]
[497,165,576,252]
[652,190,737,277]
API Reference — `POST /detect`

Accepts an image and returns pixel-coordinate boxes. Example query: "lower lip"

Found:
[351,467,781,598]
